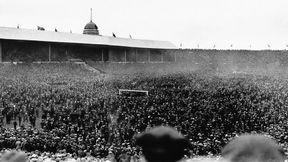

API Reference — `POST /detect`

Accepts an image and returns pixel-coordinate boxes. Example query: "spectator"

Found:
[0,150,27,162]
[221,134,286,162]
[136,126,190,162]
[13,121,17,130]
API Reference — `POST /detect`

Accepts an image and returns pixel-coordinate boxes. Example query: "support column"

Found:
[48,44,51,62]
[101,49,104,62]
[0,41,2,63]
[65,49,68,57]
[135,49,138,62]
[124,49,127,63]
[148,49,151,63]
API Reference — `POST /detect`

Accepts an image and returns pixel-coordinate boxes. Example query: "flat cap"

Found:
[136,126,190,162]
[221,134,285,162]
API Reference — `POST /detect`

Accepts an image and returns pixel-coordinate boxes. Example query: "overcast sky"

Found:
[1,0,288,50]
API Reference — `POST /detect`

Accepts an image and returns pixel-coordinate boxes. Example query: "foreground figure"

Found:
[136,126,190,162]
[0,151,26,162]
[221,134,286,162]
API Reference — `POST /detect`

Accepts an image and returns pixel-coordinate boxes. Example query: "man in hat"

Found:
[135,126,191,162]
[221,134,286,162]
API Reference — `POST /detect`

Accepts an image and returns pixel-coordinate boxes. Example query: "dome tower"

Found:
[83,8,99,35]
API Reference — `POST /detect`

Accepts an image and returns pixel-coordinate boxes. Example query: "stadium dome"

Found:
[83,21,99,35]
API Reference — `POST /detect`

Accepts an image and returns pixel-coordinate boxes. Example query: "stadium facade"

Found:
[0,20,177,63]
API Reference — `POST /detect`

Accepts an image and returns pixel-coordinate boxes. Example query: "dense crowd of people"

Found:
[1,64,288,161]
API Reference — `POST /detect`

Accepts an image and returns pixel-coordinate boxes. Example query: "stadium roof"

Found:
[0,27,176,49]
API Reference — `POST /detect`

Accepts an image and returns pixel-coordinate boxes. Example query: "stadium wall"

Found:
[89,49,288,75]
[0,41,2,62]
[170,49,288,74]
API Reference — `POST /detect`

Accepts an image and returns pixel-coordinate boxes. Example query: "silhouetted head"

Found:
[221,134,285,162]
[136,126,190,162]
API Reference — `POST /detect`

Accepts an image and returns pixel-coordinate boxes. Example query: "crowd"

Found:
[112,73,288,155]
[1,64,288,161]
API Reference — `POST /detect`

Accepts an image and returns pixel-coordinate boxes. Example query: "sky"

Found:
[1,0,288,50]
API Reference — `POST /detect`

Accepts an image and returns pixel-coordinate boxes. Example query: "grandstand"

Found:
[0,26,176,63]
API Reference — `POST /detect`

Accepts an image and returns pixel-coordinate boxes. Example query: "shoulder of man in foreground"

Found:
[0,150,27,162]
